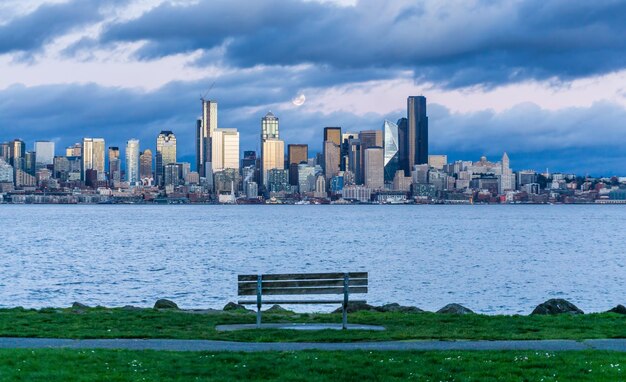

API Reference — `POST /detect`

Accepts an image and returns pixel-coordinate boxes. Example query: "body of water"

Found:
[1,204,624,314]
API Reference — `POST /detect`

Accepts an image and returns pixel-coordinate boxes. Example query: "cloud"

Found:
[0,0,123,55]
[1,76,626,175]
[91,0,626,88]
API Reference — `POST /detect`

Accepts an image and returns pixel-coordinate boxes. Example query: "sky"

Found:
[0,0,625,175]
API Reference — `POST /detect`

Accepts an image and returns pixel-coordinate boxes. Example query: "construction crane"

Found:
[200,81,216,102]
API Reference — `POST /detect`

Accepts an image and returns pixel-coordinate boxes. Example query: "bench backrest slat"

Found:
[237,272,368,297]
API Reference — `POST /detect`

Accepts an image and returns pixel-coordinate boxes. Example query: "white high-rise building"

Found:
[81,138,105,181]
[211,128,240,172]
[126,139,140,186]
[364,147,384,190]
[34,141,55,168]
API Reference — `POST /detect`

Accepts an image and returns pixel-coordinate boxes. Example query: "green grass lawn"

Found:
[1,349,625,381]
[1,307,626,342]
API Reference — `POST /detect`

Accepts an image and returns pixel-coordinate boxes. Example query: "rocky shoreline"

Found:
[64,298,626,316]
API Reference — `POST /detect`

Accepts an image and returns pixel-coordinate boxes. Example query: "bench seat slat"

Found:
[238,272,367,282]
[238,286,368,296]
[238,279,367,290]
[238,300,367,305]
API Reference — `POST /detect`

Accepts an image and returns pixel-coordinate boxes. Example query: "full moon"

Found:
[291,93,306,106]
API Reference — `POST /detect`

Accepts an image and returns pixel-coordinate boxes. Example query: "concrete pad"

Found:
[215,323,386,332]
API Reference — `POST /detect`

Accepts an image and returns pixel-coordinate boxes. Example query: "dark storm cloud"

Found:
[2,77,626,175]
[0,0,123,55]
[94,0,626,88]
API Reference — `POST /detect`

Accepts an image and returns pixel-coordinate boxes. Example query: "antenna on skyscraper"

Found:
[200,82,216,102]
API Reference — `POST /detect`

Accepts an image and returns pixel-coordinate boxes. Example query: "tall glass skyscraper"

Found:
[81,138,105,181]
[407,96,428,167]
[383,120,399,183]
[126,139,140,186]
[197,100,217,177]
[156,130,177,185]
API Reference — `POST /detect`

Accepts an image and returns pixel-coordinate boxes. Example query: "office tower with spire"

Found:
[260,111,284,187]
[126,139,140,186]
[156,130,177,185]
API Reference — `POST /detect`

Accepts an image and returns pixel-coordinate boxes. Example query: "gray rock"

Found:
[71,302,90,310]
[333,302,378,313]
[437,303,474,315]
[153,299,179,310]
[607,305,626,315]
[121,305,143,311]
[265,304,293,313]
[531,299,584,315]
[378,303,424,313]
[223,302,253,312]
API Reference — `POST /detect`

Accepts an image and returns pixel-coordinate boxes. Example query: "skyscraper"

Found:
[383,120,399,183]
[364,147,384,189]
[156,131,177,185]
[126,139,140,185]
[262,139,284,188]
[212,128,240,171]
[323,127,341,182]
[81,138,105,181]
[397,117,409,175]
[108,147,121,183]
[9,139,25,171]
[358,130,382,183]
[140,149,153,181]
[260,112,283,186]
[197,100,217,177]
[407,96,428,166]
[288,144,308,186]
[34,141,55,169]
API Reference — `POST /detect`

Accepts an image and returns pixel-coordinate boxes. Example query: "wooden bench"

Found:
[238,272,368,329]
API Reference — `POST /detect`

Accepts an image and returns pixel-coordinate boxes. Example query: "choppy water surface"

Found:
[1,205,625,314]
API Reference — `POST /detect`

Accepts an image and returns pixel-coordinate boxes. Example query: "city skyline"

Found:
[0,1,625,175]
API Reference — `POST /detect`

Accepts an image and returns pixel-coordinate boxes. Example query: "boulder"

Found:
[265,304,293,313]
[531,299,583,315]
[607,305,626,315]
[378,303,423,313]
[121,305,143,311]
[71,302,90,310]
[333,302,378,313]
[153,299,179,310]
[437,303,474,315]
[223,302,253,312]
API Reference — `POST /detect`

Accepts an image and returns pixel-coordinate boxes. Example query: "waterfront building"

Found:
[15,168,36,188]
[412,164,429,184]
[34,141,55,169]
[428,155,447,170]
[261,139,284,188]
[125,139,140,186]
[211,128,240,172]
[392,170,412,191]
[246,181,259,198]
[288,144,308,186]
[53,156,69,181]
[214,168,241,195]
[140,149,153,183]
[82,138,105,182]
[156,131,177,185]
[518,170,538,189]
[342,185,372,202]
[185,171,200,185]
[364,146,384,190]
[383,120,399,183]
[108,147,121,184]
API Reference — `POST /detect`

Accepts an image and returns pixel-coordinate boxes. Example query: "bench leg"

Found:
[342,273,349,330]
[342,303,347,330]
[256,306,261,329]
